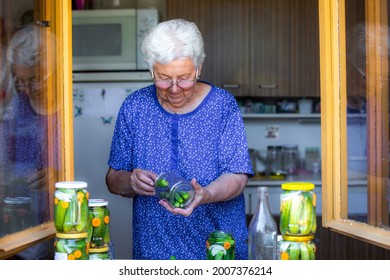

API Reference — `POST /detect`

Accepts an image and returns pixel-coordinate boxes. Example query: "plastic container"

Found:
[54,181,89,234]
[88,199,110,249]
[2,197,32,234]
[280,182,317,236]
[54,232,88,260]
[154,172,195,208]
[89,247,110,260]
[278,235,316,260]
[206,230,235,260]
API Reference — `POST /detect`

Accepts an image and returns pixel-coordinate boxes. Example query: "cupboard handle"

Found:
[222,84,241,88]
[259,84,277,89]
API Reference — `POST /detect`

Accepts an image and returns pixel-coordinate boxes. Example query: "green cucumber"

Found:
[288,194,303,234]
[63,198,77,233]
[288,244,300,260]
[76,194,89,232]
[103,207,111,244]
[307,242,316,260]
[56,239,67,253]
[300,243,310,260]
[54,199,67,231]
[280,196,292,234]
[300,194,313,235]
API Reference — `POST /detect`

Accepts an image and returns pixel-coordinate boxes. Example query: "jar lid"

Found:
[281,182,315,191]
[4,197,31,205]
[89,247,109,253]
[282,235,314,242]
[56,232,88,239]
[55,181,88,189]
[89,198,108,207]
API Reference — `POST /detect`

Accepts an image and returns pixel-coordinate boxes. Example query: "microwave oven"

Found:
[72,9,158,71]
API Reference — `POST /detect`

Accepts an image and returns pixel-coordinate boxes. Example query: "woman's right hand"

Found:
[129,168,157,196]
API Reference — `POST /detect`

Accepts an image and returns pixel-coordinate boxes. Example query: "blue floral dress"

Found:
[108,82,253,260]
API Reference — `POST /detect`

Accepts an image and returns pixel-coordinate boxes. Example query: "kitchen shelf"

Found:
[247,176,367,187]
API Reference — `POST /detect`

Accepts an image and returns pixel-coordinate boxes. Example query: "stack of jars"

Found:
[54,181,89,260]
[279,182,317,260]
[88,199,111,260]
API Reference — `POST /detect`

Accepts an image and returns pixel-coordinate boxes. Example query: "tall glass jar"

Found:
[88,199,110,249]
[266,146,285,178]
[54,232,88,260]
[283,145,299,175]
[206,230,235,260]
[280,182,317,236]
[248,186,278,260]
[54,181,89,234]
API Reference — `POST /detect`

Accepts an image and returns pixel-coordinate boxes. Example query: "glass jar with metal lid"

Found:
[278,235,316,260]
[2,197,32,234]
[88,198,110,249]
[89,247,110,260]
[280,182,317,236]
[54,232,88,260]
[54,181,89,234]
[154,172,195,209]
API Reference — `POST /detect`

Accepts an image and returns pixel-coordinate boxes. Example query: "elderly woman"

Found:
[106,19,253,260]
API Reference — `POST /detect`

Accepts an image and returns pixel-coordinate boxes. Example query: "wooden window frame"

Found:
[0,0,74,259]
[319,0,390,249]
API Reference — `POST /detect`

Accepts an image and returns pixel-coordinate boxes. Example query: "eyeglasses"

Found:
[13,75,47,91]
[152,69,199,90]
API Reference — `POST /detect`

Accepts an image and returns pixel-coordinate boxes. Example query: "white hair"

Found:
[141,19,206,71]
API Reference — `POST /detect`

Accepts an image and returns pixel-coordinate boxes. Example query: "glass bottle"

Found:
[248,186,278,260]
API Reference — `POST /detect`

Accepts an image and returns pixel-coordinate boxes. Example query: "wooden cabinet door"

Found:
[251,0,320,97]
[167,0,251,96]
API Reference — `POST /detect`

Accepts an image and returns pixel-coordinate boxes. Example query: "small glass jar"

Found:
[2,197,32,234]
[278,235,316,260]
[206,230,235,260]
[54,232,88,260]
[280,182,317,236]
[54,181,89,234]
[89,247,110,260]
[88,199,110,249]
[154,172,195,208]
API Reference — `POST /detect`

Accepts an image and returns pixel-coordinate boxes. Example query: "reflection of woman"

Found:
[0,25,58,259]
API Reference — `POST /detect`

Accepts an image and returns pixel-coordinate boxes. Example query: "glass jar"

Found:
[278,235,316,260]
[54,232,89,260]
[154,172,195,208]
[206,230,235,260]
[266,146,285,178]
[89,247,110,260]
[88,199,110,249]
[280,182,317,236]
[54,181,89,234]
[283,145,299,175]
[2,197,32,234]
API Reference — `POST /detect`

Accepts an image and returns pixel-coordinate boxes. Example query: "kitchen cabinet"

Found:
[167,0,320,97]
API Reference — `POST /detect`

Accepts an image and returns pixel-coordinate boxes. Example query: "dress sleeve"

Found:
[218,94,254,176]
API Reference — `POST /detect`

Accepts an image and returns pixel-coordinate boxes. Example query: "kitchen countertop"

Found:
[246,174,367,187]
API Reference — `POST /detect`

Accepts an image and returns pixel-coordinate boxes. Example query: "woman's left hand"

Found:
[158,178,211,217]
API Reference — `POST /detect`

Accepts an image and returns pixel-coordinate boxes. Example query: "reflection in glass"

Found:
[0,16,61,239]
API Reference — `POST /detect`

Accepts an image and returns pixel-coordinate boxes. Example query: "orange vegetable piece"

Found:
[104,215,110,224]
[223,242,231,250]
[74,250,82,259]
[92,217,101,227]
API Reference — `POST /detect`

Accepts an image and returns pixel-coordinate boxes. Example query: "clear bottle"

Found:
[248,186,278,260]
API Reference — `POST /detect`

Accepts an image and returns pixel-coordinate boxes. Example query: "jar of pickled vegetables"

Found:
[54,232,88,260]
[280,182,316,236]
[278,235,316,260]
[2,197,32,234]
[54,181,89,234]
[154,172,195,209]
[89,247,110,260]
[88,199,110,249]
[206,230,235,260]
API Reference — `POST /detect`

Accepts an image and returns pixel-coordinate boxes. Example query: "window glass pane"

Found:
[0,0,62,241]
[345,0,390,228]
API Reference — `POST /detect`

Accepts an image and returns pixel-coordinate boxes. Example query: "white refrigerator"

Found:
[72,72,151,259]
